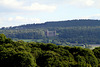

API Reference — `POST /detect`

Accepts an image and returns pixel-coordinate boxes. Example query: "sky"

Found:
[0,0,100,28]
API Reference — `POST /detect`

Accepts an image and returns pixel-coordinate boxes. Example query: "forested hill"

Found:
[1,19,100,29]
[1,19,100,44]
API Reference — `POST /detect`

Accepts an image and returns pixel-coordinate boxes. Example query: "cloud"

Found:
[8,17,13,21]
[67,0,94,8]
[93,0,100,8]
[0,0,23,7]
[15,16,41,23]
[88,14,100,19]
[0,0,56,12]
[22,3,56,12]
[66,0,100,8]
[79,14,100,19]
[0,17,8,23]
[0,16,42,27]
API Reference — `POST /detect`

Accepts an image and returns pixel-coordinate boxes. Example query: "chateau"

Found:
[45,30,56,37]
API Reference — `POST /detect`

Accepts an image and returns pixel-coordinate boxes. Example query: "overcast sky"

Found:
[0,0,100,27]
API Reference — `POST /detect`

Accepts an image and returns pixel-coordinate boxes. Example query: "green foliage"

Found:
[1,20,100,44]
[93,47,100,59]
[13,51,37,67]
[93,47,100,66]
[36,51,62,67]
[0,34,99,67]
[69,47,98,67]
[0,34,7,44]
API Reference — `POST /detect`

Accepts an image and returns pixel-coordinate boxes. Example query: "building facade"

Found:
[45,30,56,37]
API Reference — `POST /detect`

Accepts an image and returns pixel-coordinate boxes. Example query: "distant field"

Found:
[22,39,33,42]
[90,44,100,49]
[16,39,43,42]
[13,39,100,49]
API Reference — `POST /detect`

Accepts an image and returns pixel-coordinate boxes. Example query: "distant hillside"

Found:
[1,19,100,29]
[1,19,100,44]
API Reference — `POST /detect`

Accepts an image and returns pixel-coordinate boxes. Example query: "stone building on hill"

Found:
[45,30,56,37]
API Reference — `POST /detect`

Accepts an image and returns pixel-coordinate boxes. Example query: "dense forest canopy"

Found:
[0,34,100,67]
[0,19,100,44]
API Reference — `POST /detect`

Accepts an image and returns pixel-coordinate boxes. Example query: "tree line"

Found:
[1,19,100,29]
[0,34,100,67]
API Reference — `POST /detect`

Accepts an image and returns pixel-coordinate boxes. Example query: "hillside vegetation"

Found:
[1,19,100,44]
[0,34,100,67]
